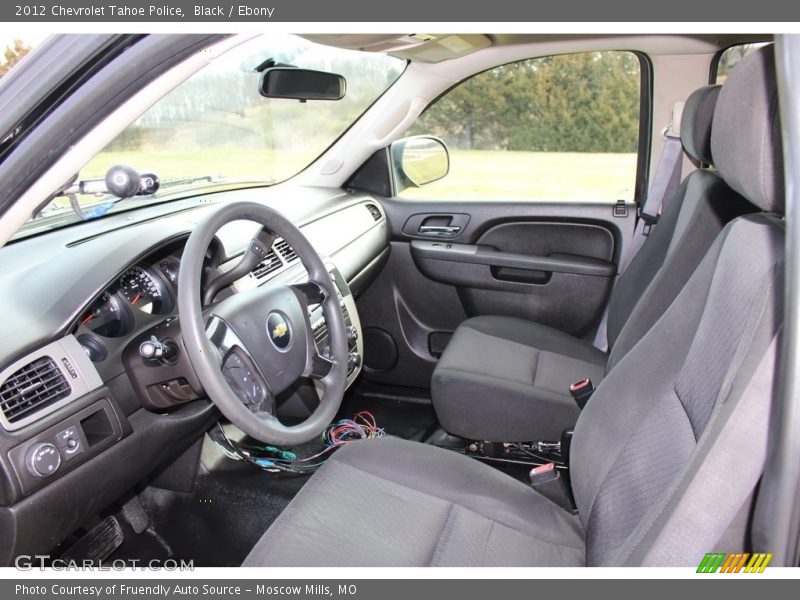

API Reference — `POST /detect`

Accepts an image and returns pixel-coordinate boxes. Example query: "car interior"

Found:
[0,32,795,567]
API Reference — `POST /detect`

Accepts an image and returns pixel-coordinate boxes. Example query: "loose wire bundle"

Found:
[211,411,387,474]
[324,411,385,446]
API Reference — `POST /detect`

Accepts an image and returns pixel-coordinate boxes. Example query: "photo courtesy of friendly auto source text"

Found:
[15,584,352,596]
[0,0,799,596]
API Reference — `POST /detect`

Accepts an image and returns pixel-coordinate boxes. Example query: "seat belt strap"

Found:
[618,108,684,275]
[593,103,685,351]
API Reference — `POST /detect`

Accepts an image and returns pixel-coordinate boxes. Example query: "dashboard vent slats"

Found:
[365,203,382,222]
[0,357,71,424]
[274,238,298,263]
[251,238,299,280]
[313,324,328,346]
[252,247,282,279]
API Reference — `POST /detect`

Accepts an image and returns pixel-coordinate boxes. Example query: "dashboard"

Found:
[0,184,389,564]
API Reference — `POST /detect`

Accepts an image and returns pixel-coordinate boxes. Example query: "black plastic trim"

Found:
[634,51,653,208]
[410,240,616,277]
[0,35,143,166]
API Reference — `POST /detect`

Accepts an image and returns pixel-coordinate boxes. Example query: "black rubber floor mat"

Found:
[139,438,308,567]
[338,382,438,441]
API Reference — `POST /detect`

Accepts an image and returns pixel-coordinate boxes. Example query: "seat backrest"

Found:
[605,86,754,368]
[570,45,785,566]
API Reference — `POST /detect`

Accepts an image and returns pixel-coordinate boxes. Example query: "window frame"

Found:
[709,42,770,84]
[393,49,653,206]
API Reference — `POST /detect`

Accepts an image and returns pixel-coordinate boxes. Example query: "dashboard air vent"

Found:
[365,203,382,222]
[252,247,282,279]
[274,238,298,263]
[313,324,328,347]
[0,357,71,424]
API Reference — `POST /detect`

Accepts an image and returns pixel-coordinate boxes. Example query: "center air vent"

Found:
[0,357,71,425]
[252,247,282,279]
[274,238,298,263]
[365,203,382,222]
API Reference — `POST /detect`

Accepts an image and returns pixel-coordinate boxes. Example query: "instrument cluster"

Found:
[80,258,180,340]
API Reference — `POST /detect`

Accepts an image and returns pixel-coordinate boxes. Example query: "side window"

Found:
[714,43,768,84]
[402,51,642,202]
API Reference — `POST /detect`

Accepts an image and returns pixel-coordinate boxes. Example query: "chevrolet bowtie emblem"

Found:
[267,312,291,350]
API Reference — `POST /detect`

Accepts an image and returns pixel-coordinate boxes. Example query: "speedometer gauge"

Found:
[118,265,173,314]
[80,292,132,338]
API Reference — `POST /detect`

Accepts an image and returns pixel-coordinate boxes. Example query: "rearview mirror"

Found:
[391,136,450,192]
[258,67,346,101]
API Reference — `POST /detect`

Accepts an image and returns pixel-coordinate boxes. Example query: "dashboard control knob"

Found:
[26,443,62,478]
[347,352,361,372]
[346,326,358,345]
[139,336,178,363]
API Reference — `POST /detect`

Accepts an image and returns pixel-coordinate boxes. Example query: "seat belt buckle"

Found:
[530,461,559,485]
[529,463,576,513]
[569,378,594,409]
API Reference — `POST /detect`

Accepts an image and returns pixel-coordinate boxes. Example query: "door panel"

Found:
[356,240,468,389]
[353,49,646,390]
[355,198,635,389]
[408,220,617,337]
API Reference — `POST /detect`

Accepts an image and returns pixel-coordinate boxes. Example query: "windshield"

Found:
[15,34,404,239]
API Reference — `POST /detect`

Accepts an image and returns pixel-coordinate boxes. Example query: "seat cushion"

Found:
[243,437,585,567]
[431,316,606,442]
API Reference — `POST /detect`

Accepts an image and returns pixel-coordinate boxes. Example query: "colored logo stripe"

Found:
[697,553,726,573]
[745,553,773,573]
[697,552,773,573]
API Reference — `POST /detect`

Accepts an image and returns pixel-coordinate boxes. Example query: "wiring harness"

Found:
[210,411,387,474]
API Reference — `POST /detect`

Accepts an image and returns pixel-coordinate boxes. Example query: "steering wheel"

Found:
[177,202,349,446]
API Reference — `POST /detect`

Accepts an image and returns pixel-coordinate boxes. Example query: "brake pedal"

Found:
[121,495,150,534]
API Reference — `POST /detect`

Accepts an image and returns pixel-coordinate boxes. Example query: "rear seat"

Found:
[431,84,755,443]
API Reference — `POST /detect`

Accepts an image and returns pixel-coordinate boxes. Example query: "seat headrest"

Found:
[680,85,721,165]
[711,45,784,214]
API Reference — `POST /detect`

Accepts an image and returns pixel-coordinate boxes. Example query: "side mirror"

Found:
[391,136,450,193]
[258,67,346,101]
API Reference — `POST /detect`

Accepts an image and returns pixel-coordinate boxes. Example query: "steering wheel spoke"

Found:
[290,280,326,307]
[306,350,335,380]
[207,315,275,414]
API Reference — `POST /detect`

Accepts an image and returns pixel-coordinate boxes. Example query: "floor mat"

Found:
[138,438,309,567]
[338,382,438,441]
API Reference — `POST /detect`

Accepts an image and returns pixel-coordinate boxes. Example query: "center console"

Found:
[308,265,364,388]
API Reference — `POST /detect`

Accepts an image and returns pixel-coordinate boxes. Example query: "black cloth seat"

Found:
[431,316,605,441]
[245,47,785,567]
[432,83,754,443]
[244,437,585,566]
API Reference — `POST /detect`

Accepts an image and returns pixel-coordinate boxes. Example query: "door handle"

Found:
[419,225,461,236]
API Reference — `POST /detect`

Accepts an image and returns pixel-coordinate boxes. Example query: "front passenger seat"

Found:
[431,83,753,443]
[244,45,784,566]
